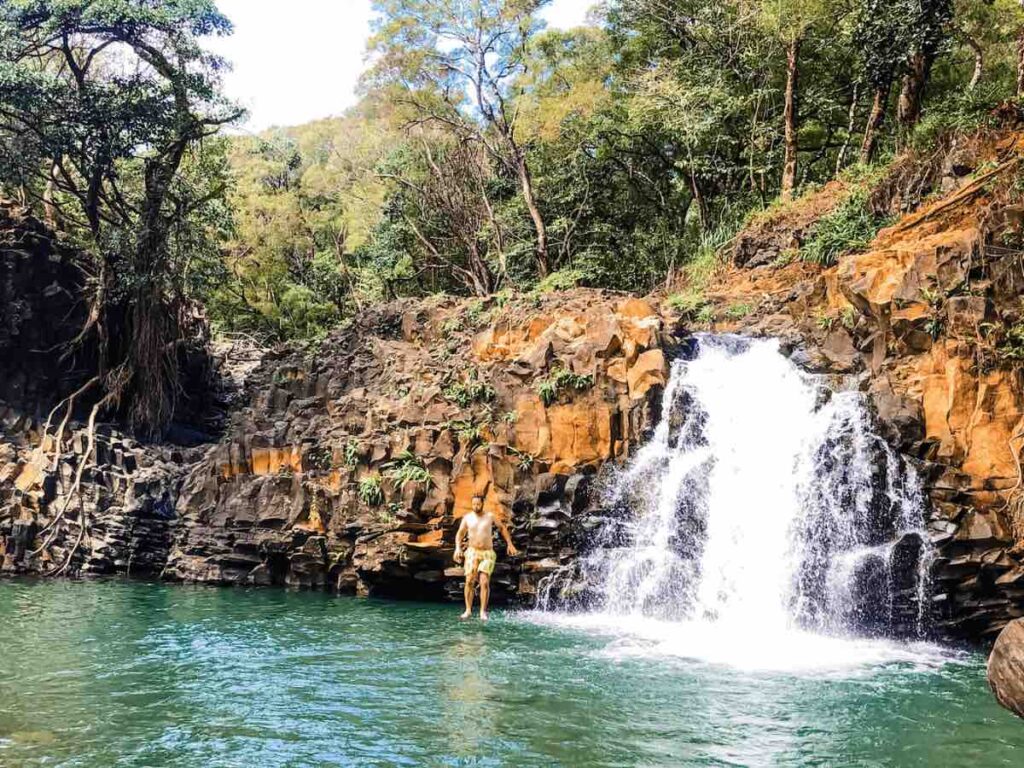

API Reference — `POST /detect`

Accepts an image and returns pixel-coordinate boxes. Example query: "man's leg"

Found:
[461,572,476,619]
[479,572,491,620]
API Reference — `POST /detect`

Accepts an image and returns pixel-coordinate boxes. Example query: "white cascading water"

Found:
[534,336,938,671]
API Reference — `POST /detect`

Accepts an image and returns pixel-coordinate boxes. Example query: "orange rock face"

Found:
[164,289,669,600]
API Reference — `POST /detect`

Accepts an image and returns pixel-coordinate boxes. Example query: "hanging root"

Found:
[29,379,120,574]
[1001,430,1024,543]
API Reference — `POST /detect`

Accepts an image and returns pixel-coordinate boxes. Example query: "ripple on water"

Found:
[0,580,1021,768]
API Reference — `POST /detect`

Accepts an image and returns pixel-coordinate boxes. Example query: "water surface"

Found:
[0,580,1020,767]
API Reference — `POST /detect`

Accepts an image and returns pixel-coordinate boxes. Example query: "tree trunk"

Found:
[966,36,983,91]
[1018,12,1024,96]
[781,36,800,202]
[898,52,931,131]
[835,81,860,175]
[515,152,549,278]
[860,84,890,165]
[688,172,708,232]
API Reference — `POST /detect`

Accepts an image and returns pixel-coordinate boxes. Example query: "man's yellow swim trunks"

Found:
[464,547,497,576]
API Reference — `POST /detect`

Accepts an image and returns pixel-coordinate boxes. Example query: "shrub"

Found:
[801,192,890,267]
[448,419,483,444]
[535,365,594,405]
[442,370,496,406]
[382,451,433,488]
[532,267,587,295]
[725,302,752,320]
[508,446,535,471]
[358,475,384,506]
[344,440,360,467]
[666,289,708,317]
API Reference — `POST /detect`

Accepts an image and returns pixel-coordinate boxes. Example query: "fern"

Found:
[383,451,433,488]
[358,475,384,506]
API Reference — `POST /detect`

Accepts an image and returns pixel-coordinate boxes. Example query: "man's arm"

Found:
[453,517,467,563]
[497,518,519,557]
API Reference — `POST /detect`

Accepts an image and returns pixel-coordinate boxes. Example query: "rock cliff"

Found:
[164,292,670,602]
[6,127,1024,641]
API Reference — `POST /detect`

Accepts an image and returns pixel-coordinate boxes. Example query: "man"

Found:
[453,495,519,621]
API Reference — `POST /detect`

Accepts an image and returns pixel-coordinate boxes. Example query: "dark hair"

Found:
[472,495,484,501]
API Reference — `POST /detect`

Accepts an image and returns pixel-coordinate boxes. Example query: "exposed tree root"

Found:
[28,378,120,574]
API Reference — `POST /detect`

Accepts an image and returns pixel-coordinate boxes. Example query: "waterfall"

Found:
[536,335,932,667]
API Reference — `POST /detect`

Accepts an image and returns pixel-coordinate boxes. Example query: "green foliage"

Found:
[536,365,594,404]
[448,420,484,445]
[374,502,402,525]
[533,268,588,295]
[667,289,709,317]
[382,451,433,488]
[508,447,535,472]
[442,370,496,407]
[841,306,859,329]
[535,378,559,406]
[551,368,595,392]
[725,303,753,320]
[344,441,361,468]
[307,446,333,471]
[358,475,385,507]
[0,0,241,432]
[801,192,890,266]
[695,305,716,325]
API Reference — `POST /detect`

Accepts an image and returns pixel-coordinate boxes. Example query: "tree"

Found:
[897,0,953,129]
[369,0,554,276]
[753,0,828,200]
[0,0,240,434]
[853,0,915,162]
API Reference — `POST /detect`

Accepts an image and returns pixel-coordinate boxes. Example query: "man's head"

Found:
[471,495,484,513]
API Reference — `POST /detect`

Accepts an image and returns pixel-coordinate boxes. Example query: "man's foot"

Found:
[480,611,489,621]
[460,610,472,620]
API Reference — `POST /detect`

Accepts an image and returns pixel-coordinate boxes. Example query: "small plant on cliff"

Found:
[816,312,835,331]
[552,368,594,392]
[448,419,483,443]
[666,289,708,319]
[501,411,518,424]
[383,451,433,489]
[358,475,385,506]
[344,441,361,467]
[998,322,1024,362]
[841,306,858,330]
[536,378,559,405]
[306,445,332,471]
[442,370,495,407]
[725,303,752,320]
[508,447,535,472]
[536,366,593,405]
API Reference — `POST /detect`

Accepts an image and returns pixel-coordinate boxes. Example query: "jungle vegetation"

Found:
[2,0,1023,431]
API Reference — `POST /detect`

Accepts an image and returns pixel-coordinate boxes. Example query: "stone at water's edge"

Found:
[988,619,1024,720]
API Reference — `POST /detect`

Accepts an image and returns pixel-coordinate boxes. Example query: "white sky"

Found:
[210,0,595,133]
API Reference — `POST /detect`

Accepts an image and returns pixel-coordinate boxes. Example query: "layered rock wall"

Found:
[163,293,670,602]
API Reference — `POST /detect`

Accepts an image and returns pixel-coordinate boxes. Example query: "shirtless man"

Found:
[453,496,519,621]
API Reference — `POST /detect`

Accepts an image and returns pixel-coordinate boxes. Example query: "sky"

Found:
[209,0,595,133]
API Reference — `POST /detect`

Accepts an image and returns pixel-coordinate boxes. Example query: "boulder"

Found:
[627,349,667,401]
[989,618,1024,719]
